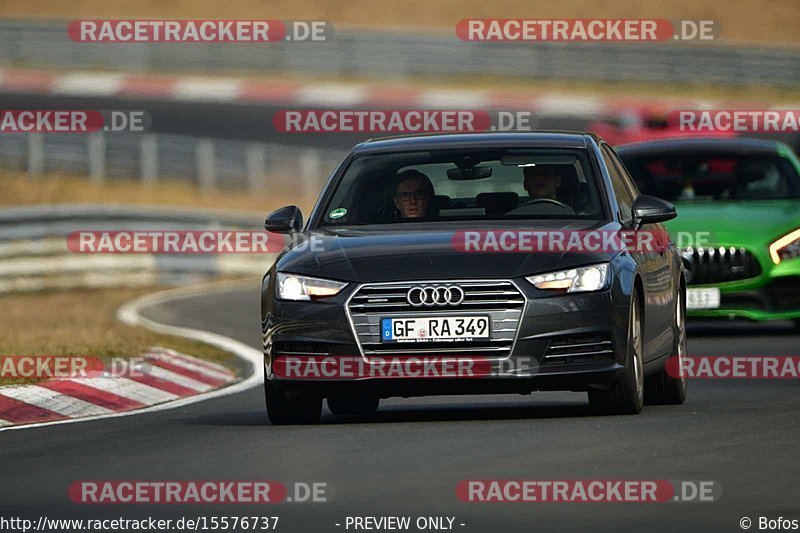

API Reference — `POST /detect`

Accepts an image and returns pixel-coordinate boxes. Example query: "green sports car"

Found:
[617,137,800,328]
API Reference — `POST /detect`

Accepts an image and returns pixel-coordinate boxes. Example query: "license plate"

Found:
[687,288,721,310]
[381,316,490,343]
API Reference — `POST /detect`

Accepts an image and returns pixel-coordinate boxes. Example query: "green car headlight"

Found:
[769,229,800,264]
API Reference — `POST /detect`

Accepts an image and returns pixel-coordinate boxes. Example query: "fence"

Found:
[0,205,276,294]
[0,130,346,202]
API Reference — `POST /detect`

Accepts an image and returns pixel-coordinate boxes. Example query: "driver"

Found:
[523,164,562,201]
[393,170,434,219]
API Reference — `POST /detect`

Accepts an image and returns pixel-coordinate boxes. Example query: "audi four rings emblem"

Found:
[407,285,465,306]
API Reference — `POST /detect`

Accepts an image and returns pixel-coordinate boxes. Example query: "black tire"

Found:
[265,381,322,425]
[327,396,380,416]
[794,319,800,332]
[645,287,688,405]
[588,292,644,415]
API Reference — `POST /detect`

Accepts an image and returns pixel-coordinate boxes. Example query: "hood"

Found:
[666,200,800,249]
[276,220,619,282]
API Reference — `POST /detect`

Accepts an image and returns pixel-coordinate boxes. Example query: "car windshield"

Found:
[619,151,800,202]
[318,148,606,226]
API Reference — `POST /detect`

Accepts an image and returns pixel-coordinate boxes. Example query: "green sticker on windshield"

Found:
[329,208,347,219]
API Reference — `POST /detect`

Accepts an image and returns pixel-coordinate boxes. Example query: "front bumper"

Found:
[687,271,800,321]
[262,278,631,397]
[267,369,624,398]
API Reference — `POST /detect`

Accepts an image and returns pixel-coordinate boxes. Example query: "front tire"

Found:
[265,381,322,425]
[589,291,644,415]
[645,286,688,405]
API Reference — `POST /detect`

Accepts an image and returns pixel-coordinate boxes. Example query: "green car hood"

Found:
[666,200,800,248]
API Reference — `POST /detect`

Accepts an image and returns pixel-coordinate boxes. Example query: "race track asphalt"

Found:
[2,93,798,153]
[3,281,799,533]
[0,94,592,146]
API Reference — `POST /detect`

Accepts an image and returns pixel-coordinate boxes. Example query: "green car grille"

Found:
[682,247,762,285]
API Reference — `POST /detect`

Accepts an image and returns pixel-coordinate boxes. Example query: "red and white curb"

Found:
[0,67,746,117]
[0,347,237,428]
[0,281,264,432]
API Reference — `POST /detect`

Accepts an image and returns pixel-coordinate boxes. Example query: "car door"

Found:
[607,144,676,358]
[601,143,663,361]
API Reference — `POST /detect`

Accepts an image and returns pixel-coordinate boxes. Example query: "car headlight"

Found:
[770,229,800,264]
[527,264,610,293]
[276,273,347,301]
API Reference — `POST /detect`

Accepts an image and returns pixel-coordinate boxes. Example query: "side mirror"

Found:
[632,195,677,228]
[265,205,303,234]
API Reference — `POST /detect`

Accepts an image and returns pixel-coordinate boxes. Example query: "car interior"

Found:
[322,150,605,225]
[623,154,800,201]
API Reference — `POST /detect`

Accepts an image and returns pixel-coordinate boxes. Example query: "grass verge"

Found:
[0,287,240,386]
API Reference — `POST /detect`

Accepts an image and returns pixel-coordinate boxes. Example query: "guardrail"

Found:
[0,130,346,202]
[0,205,276,294]
[0,20,798,87]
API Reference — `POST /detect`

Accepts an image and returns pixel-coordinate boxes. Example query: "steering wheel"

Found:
[522,197,572,210]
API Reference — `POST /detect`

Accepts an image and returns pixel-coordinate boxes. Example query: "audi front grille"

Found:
[346,280,526,358]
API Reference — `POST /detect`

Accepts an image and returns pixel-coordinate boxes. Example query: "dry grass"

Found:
[0,287,239,385]
[0,172,268,386]
[0,171,281,386]
[0,0,798,45]
[0,170,307,213]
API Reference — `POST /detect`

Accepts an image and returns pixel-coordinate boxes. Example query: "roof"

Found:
[615,136,782,157]
[353,131,599,154]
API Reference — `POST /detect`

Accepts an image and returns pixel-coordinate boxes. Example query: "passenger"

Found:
[393,170,434,218]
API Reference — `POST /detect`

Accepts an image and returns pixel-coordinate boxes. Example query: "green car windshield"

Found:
[620,152,800,201]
